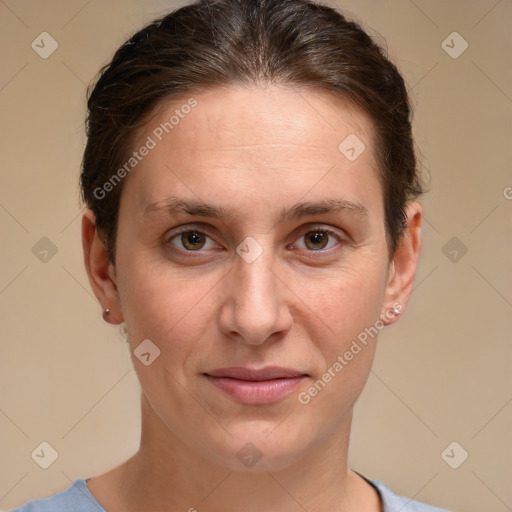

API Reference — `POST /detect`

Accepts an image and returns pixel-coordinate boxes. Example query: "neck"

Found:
[95,394,380,512]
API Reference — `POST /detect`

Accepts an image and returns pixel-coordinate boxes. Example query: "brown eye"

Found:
[296,228,343,253]
[180,231,206,250]
[166,229,216,252]
[304,231,330,250]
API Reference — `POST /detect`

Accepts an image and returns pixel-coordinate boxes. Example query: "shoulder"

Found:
[8,479,105,512]
[367,477,452,512]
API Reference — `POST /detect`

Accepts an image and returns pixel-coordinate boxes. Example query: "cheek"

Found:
[297,273,384,417]
[118,270,216,407]
[116,252,217,361]
[301,262,387,340]
[297,261,386,399]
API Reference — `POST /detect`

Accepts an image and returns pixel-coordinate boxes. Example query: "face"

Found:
[86,84,419,472]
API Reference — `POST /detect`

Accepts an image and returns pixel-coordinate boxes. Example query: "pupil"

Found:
[183,231,204,249]
[308,231,327,250]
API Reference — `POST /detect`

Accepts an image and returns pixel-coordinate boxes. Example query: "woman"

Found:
[12,0,451,510]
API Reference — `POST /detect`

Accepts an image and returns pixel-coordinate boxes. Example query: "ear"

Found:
[380,201,422,326]
[82,209,124,324]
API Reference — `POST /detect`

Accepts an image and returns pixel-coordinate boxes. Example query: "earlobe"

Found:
[82,209,124,324]
[380,201,422,326]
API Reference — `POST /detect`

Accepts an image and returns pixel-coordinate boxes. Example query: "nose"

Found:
[218,238,294,346]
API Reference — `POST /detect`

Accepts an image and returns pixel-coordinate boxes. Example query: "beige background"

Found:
[1,1,511,511]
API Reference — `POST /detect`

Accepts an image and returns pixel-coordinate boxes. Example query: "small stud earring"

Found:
[104,308,110,315]
[392,307,401,315]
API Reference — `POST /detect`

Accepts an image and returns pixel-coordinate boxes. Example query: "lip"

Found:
[206,366,306,380]
[204,366,307,405]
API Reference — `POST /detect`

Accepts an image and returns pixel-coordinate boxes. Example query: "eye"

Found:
[164,224,347,257]
[165,228,218,252]
[294,227,345,253]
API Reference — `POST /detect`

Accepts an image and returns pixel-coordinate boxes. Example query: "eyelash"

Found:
[163,224,348,258]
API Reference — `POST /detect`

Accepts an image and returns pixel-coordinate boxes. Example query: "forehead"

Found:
[151,84,374,162]
[123,84,381,216]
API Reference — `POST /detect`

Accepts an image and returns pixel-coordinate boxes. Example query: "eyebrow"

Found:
[144,196,368,223]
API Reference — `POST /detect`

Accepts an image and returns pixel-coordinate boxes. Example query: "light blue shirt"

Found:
[9,473,451,511]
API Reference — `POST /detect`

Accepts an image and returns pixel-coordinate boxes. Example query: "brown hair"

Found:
[81,0,424,264]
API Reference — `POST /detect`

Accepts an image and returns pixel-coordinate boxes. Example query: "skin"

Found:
[82,84,422,512]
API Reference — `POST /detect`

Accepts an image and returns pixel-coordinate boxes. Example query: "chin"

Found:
[206,422,312,473]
